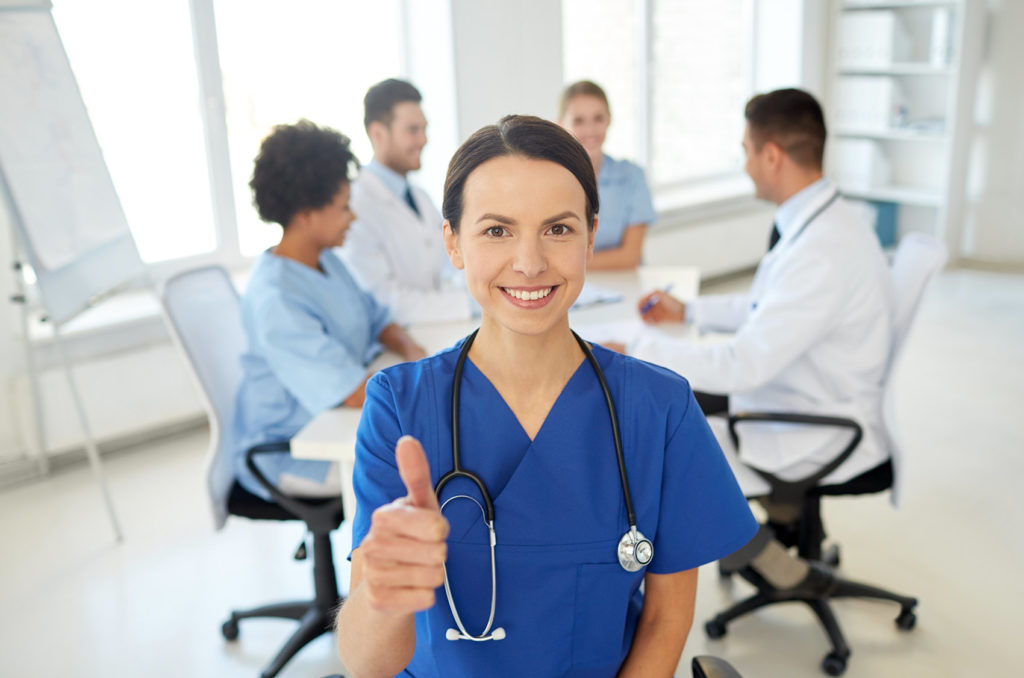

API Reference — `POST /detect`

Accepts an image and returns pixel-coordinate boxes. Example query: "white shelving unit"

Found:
[825,0,985,254]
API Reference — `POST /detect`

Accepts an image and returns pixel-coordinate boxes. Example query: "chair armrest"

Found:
[727,411,863,504]
[692,655,743,678]
[245,442,338,520]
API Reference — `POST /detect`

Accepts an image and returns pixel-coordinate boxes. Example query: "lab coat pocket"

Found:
[571,562,634,667]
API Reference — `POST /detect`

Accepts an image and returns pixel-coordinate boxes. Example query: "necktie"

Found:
[768,222,780,251]
[404,185,420,217]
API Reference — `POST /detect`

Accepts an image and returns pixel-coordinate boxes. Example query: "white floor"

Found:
[1,266,1021,678]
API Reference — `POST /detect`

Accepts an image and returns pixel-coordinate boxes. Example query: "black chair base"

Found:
[705,565,917,676]
[223,597,339,678]
[222,481,346,678]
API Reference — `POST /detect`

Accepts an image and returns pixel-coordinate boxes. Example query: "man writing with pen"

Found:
[623,87,895,499]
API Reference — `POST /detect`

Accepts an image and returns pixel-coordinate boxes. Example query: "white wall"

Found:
[962,0,1024,263]
[450,0,564,139]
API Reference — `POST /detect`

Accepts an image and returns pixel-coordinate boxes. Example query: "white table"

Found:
[290,266,700,521]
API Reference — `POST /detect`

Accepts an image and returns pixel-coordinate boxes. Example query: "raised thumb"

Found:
[396,435,438,510]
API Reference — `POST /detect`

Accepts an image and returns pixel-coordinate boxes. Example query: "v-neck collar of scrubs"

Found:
[441,346,621,546]
[267,248,335,278]
[462,352,589,444]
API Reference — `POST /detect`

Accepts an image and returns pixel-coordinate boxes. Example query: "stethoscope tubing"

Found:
[437,329,638,529]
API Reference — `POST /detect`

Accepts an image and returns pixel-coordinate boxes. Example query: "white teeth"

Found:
[503,287,553,301]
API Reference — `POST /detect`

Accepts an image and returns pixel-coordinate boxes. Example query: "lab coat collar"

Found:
[363,159,410,203]
[773,178,836,246]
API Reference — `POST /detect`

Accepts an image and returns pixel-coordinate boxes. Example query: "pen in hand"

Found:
[639,283,675,316]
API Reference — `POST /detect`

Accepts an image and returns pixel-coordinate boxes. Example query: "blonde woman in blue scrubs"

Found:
[336,116,756,677]
[559,80,656,270]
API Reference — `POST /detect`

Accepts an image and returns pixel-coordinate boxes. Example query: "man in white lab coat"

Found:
[631,88,895,498]
[340,79,473,325]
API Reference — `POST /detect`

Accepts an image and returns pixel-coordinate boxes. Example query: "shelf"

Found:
[840,184,944,206]
[842,1,957,9]
[835,127,947,141]
[838,63,953,76]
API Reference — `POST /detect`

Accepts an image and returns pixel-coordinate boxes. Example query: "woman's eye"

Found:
[548,224,571,236]
[485,226,506,238]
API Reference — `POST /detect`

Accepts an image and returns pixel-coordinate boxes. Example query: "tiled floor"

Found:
[0,266,1021,677]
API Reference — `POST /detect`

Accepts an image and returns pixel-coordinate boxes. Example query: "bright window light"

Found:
[52,0,217,263]
[214,0,404,257]
[563,0,754,190]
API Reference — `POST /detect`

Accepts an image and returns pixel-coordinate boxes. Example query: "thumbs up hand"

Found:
[360,436,449,614]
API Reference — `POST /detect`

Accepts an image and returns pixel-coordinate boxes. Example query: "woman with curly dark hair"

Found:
[232,120,426,500]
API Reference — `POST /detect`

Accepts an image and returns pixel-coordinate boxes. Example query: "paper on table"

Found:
[637,266,701,301]
[572,283,624,310]
[574,318,647,347]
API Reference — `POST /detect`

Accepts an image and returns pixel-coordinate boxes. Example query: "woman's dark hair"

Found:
[744,88,827,170]
[442,115,599,233]
[250,119,359,227]
[558,80,610,120]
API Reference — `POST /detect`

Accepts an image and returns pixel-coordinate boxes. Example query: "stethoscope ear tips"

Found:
[491,627,506,640]
[445,628,461,641]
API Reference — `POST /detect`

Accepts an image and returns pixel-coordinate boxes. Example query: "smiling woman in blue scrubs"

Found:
[336,116,757,677]
[233,120,425,501]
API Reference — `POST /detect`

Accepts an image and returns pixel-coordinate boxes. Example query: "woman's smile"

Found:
[500,284,559,306]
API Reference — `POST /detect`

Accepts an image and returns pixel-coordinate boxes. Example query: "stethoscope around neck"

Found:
[435,329,653,642]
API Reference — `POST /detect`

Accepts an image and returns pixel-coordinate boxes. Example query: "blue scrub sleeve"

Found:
[250,289,368,415]
[627,163,656,227]
[364,285,392,338]
[646,388,758,574]
[349,372,407,557]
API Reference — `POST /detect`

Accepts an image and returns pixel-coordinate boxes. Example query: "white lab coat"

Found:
[339,170,473,325]
[632,186,895,492]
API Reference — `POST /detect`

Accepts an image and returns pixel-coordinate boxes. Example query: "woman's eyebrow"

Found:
[475,213,516,225]
[542,211,581,224]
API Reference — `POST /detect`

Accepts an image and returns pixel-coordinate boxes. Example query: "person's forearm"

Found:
[336,581,417,678]
[589,224,646,271]
[340,374,371,408]
[378,323,425,360]
[616,605,693,678]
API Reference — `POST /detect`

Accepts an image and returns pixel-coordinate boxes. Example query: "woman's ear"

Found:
[443,221,464,269]
[587,216,598,260]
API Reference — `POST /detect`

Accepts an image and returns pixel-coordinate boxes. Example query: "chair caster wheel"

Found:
[823,543,841,568]
[221,618,239,641]
[821,652,847,676]
[704,619,727,639]
[896,610,917,630]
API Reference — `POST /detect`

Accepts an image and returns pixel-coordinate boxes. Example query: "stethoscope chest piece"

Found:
[618,527,654,572]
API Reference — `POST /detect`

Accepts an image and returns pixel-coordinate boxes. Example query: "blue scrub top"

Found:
[351,339,757,677]
[594,154,656,252]
[232,249,390,500]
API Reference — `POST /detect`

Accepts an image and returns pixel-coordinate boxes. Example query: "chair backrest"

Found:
[883,233,947,506]
[160,265,245,530]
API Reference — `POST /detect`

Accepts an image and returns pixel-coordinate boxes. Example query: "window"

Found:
[563,0,755,193]
[52,0,216,263]
[52,0,404,268]
[214,0,403,257]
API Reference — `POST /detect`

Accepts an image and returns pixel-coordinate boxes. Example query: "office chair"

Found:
[704,233,948,676]
[161,265,345,678]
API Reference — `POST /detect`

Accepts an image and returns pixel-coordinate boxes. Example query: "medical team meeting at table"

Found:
[217,76,914,678]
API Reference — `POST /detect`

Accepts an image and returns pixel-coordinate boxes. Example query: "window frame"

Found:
[640,0,759,199]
